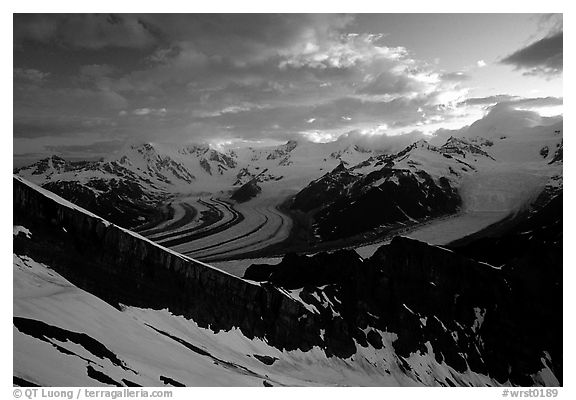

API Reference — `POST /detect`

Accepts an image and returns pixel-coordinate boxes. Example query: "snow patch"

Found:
[13,226,32,239]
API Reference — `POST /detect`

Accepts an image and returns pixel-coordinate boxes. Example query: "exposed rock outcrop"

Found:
[231,178,262,203]
[13,176,324,354]
[246,195,562,385]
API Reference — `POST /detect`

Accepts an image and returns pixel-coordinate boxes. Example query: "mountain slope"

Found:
[245,193,562,386]
[15,175,546,386]
[14,140,377,230]
[290,137,496,242]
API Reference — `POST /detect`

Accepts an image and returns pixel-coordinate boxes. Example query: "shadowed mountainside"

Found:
[13,175,561,386]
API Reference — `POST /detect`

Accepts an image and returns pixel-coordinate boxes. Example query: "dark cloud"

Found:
[14,14,157,49]
[145,14,354,64]
[500,31,562,76]
[14,67,50,84]
[13,14,562,160]
[13,153,54,168]
[14,83,128,120]
[14,116,118,138]
[79,64,118,80]
[45,139,125,156]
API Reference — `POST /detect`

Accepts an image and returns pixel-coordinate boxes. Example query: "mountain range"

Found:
[14,139,377,229]
[13,172,561,386]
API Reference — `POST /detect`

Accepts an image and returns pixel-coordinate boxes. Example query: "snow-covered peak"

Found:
[412,139,431,148]
[177,143,212,156]
[14,155,90,185]
[439,137,495,160]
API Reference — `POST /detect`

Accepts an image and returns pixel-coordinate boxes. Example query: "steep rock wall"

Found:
[13,176,324,353]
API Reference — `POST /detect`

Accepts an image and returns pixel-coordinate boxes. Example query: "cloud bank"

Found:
[13,14,563,160]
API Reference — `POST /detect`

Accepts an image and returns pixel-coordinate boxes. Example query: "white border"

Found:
[2,4,572,398]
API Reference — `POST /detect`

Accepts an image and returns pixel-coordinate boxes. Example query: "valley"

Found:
[140,194,292,261]
[14,123,562,268]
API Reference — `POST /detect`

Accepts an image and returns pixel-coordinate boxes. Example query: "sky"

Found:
[13,13,563,163]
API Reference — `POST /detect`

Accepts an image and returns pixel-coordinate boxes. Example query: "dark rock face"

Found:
[441,137,495,160]
[291,163,358,213]
[13,143,244,231]
[13,317,131,371]
[14,156,172,230]
[231,178,262,203]
[244,250,363,289]
[199,158,212,175]
[42,179,167,230]
[244,195,562,385]
[549,141,563,164]
[314,169,460,240]
[266,140,298,160]
[13,177,325,355]
[289,140,469,242]
[448,195,563,385]
[292,164,460,241]
[160,376,185,387]
[253,355,278,365]
[208,150,237,170]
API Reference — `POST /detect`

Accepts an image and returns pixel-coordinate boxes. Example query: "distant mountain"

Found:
[290,137,498,241]
[13,155,170,228]
[14,140,377,229]
[13,123,562,244]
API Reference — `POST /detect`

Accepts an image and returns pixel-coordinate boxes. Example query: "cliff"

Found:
[13,176,324,352]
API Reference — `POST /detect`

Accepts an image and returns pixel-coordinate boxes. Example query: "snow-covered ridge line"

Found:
[13,175,254,284]
[14,174,337,356]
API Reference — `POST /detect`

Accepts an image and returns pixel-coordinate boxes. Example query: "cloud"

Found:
[460,95,518,106]
[17,14,552,160]
[460,95,562,109]
[131,107,167,116]
[79,64,117,80]
[536,14,563,37]
[335,129,429,152]
[506,96,563,108]
[13,116,118,138]
[14,68,50,84]
[45,139,125,156]
[278,32,404,70]
[466,104,546,136]
[432,101,561,144]
[440,72,470,82]
[14,14,157,49]
[500,30,562,76]
[94,15,471,144]
[14,85,128,117]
